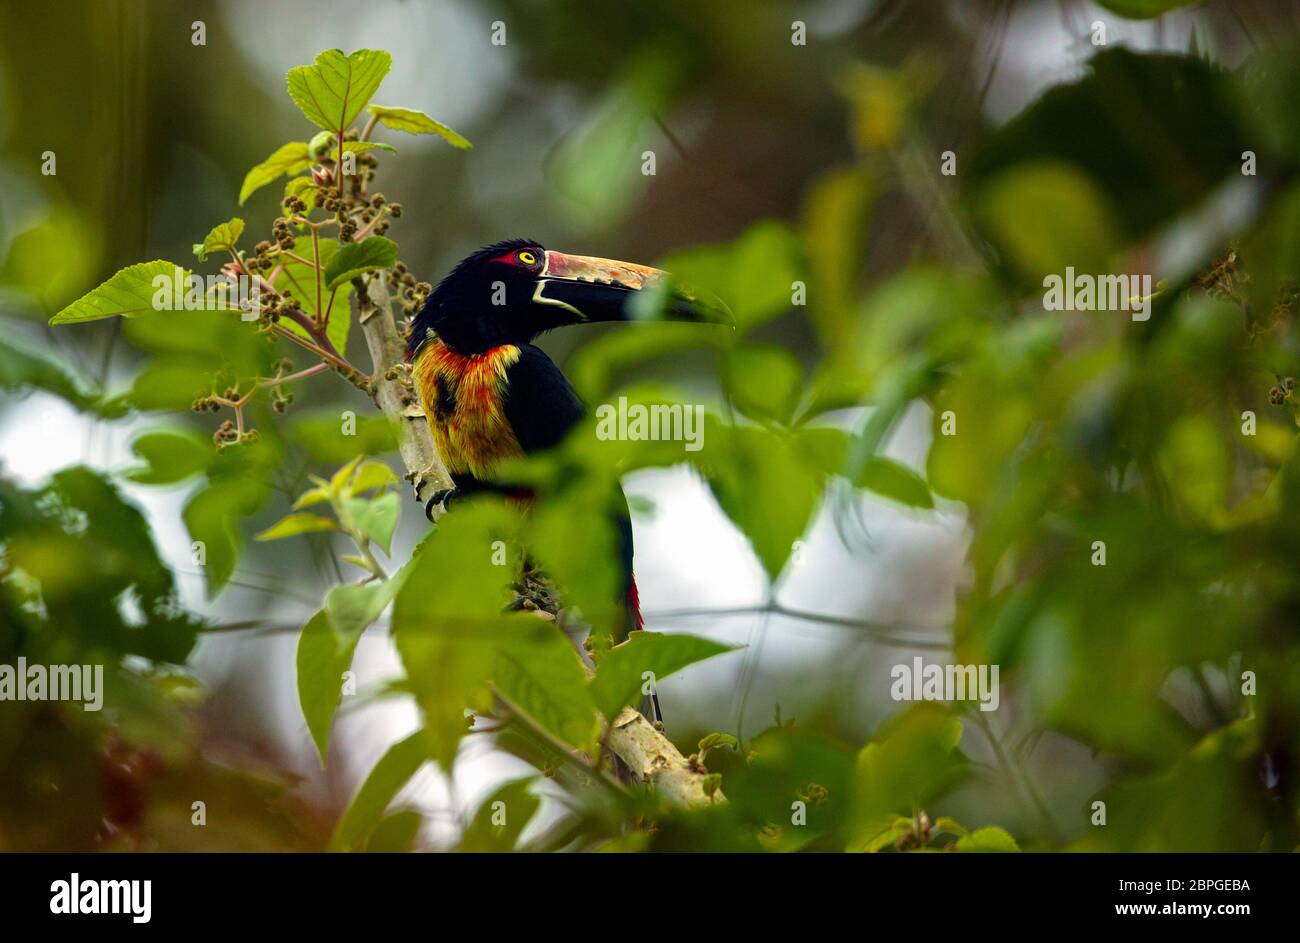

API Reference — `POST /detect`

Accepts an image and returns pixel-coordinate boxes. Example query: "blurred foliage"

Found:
[3,0,1300,852]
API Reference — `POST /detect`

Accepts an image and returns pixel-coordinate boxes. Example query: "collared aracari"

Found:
[405,239,717,719]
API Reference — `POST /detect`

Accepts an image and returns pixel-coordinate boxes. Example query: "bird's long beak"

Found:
[533,250,730,325]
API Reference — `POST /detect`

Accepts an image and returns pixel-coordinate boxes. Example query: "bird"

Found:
[405,239,719,722]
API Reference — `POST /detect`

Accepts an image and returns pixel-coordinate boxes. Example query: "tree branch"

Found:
[355,273,453,504]
[351,272,723,808]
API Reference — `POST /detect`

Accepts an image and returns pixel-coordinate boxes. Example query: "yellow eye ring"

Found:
[518,250,537,265]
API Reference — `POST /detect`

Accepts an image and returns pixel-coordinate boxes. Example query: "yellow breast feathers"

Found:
[412,341,524,480]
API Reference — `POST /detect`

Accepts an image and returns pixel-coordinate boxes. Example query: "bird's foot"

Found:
[424,487,459,521]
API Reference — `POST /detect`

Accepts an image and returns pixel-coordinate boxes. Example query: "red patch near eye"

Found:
[489,249,540,267]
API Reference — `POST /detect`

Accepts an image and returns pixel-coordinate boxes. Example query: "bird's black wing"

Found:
[502,344,587,454]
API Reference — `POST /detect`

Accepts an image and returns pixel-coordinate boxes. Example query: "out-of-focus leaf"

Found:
[182,437,279,597]
[659,221,802,334]
[344,492,399,554]
[527,478,625,635]
[954,826,1020,852]
[1073,719,1264,851]
[695,422,835,580]
[392,499,527,768]
[0,333,121,416]
[590,631,737,719]
[724,344,803,426]
[1,468,203,662]
[973,160,1119,285]
[349,459,398,494]
[127,429,215,484]
[1242,182,1300,324]
[967,49,1246,241]
[801,166,872,346]
[548,51,681,231]
[0,205,104,313]
[239,142,312,205]
[1157,413,1231,524]
[287,49,393,132]
[856,457,934,509]
[494,621,600,754]
[299,566,411,762]
[255,512,337,541]
[848,706,965,851]
[364,810,422,852]
[323,236,398,291]
[727,726,858,851]
[330,731,429,851]
[367,104,471,148]
[458,778,540,851]
[1095,0,1199,17]
[926,318,1062,507]
[568,323,728,401]
[290,409,398,463]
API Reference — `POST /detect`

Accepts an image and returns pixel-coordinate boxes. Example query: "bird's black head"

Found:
[406,238,725,359]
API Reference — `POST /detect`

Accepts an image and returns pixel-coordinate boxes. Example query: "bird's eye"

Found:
[517,250,538,266]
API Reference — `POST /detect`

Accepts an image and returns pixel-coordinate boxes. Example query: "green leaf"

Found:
[299,569,410,762]
[323,236,398,291]
[308,131,338,160]
[548,53,680,230]
[849,706,966,849]
[966,49,1245,242]
[286,49,392,132]
[590,631,736,719]
[726,726,858,848]
[274,237,353,353]
[49,260,193,324]
[494,621,601,753]
[973,160,1119,285]
[724,344,803,425]
[330,731,429,851]
[367,105,471,148]
[801,165,873,346]
[179,437,280,594]
[0,204,105,314]
[697,423,833,580]
[290,408,397,464]
[255,512,337,541]
[341,140,397,156]
[954,826,1020,852]
[284,175,319,212]
[1095,0,1198,17]
[349,460,398,494]
[856,457,934,509]
[659,221,803,333]
[297,609,346,762]
[458,778,540,852]
[183,481,265,597]
[1,469,203,663]
[193,217,245,262]
[126,429,215,484]
[344,492,399,554]
[392,500,529,767]
[239,142,312,205]
[0,333,120,415]
[365,811,422,852]
[851,814,916,852]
